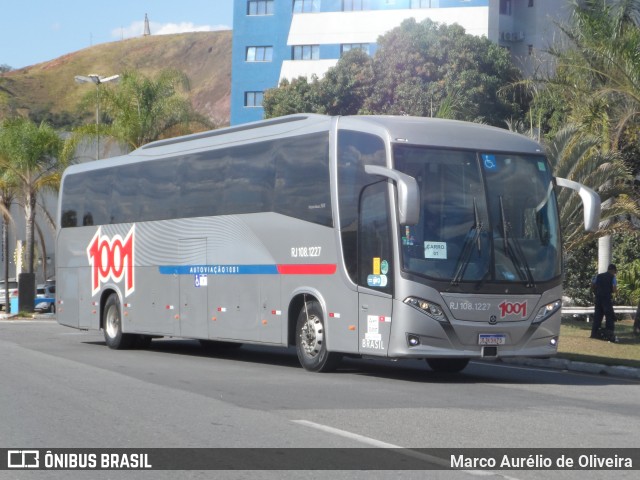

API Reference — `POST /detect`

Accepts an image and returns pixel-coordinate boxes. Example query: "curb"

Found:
[0,314,56,321]
[500,357,640,380]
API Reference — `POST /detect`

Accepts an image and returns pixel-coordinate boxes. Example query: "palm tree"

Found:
[548,1,640,156]
[0,118,64,279]
[546,124,639,252]
[73,69,212,154]
[617,259,640,305]
[0,171,16,310]
[545,0,640,272]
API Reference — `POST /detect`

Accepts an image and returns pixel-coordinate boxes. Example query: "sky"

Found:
[0,1,234,70]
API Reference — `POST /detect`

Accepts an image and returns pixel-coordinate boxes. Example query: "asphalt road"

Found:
[1,318,639,480]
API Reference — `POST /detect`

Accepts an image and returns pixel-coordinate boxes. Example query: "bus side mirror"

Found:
[555,177,601,232]
[364,165,420,226]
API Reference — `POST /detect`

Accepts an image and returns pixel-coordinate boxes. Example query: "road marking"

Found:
[292,420,521,479]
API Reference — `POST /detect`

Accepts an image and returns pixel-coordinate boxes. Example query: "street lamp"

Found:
[74,73,120,160]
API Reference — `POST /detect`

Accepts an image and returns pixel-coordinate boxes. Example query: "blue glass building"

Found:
[231,0,566,125]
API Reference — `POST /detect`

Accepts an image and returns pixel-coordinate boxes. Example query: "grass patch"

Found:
[559,317,640,368]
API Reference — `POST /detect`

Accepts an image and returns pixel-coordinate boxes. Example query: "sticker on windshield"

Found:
[424,241,447,259]
[481,154,497,171]
[373,257,381,275]
[367,275,388,287]
[403,226,415,246]
[380,260,389,275]
[537,161,546,172]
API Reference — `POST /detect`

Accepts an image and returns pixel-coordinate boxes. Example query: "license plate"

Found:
[478,334,506,346]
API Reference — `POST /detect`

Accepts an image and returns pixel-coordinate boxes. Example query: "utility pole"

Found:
[74,74,120,160]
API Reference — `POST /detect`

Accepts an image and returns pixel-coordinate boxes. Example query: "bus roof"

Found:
[338,115,544,155]
[63,114,544,177]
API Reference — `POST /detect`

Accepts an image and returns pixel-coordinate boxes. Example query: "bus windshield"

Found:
[394,145,561,286]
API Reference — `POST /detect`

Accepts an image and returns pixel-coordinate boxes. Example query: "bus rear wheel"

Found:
[426,358,470,373]
[295,300,341,372]
[103,293,135,349]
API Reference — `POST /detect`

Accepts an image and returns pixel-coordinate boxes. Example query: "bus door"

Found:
[358,182,393,356]
[178,238,209,339]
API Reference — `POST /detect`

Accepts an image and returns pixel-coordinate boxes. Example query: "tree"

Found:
[317,49,374,116]
[263,50,374,118]
[546,124,639,252]
[0,169,16,310]
[367,19,525,124]
[264,18,526,125]
[72,69,212,154]
[549,0,640,155]
[263,76,322,118]
[544,123,639,304]
[0,118,64,280]
[534,1,640,290]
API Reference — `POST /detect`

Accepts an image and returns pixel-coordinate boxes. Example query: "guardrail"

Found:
[562,306,637,322]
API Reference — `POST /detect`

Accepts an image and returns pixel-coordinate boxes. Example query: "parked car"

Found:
[35,283,56,313]
[0,279,18,311]
[6,281,56,314]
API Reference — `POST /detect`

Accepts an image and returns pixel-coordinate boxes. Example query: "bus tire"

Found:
[295,300,341,372]
[426,358,470,373]
[103,293,135,349]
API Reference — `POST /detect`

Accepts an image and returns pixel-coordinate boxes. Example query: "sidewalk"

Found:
[500,356,640,380]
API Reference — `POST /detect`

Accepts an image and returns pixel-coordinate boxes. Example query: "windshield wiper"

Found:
[499,196,535,288]
[451,198,483,286]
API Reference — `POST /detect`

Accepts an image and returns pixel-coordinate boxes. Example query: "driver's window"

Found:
[358,182,393,294]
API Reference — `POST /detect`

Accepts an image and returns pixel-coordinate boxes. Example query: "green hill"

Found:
[0,30,231,127]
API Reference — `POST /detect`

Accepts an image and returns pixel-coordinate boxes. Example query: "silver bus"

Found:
[56,114,600,373]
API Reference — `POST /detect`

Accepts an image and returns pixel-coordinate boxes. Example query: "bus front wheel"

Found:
[426,358,470,373]
[295,300,341,372]
[103,293,135,349]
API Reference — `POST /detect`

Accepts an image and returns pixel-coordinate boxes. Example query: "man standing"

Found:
[591,264,618,342]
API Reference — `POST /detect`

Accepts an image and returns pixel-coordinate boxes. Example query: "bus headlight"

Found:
[533,299,562,324]
[404,297,448,323]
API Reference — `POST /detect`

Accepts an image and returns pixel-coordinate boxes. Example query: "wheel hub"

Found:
[105,305,119,338]
[300,315,323,358]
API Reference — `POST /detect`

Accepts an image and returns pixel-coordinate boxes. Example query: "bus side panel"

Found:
[179,269,209,339]
[247,214,360,354]
[209,275,260,342]
[178,238,209,339]
[56,267,79,329]
[77,266,99,330]
[132,266,178,336]
[56,227,93,330]
[358,289,392,356]
[259,275,282,343]
[208,274,282,344]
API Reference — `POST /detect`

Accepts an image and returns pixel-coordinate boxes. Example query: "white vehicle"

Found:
[56,115,600,373]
